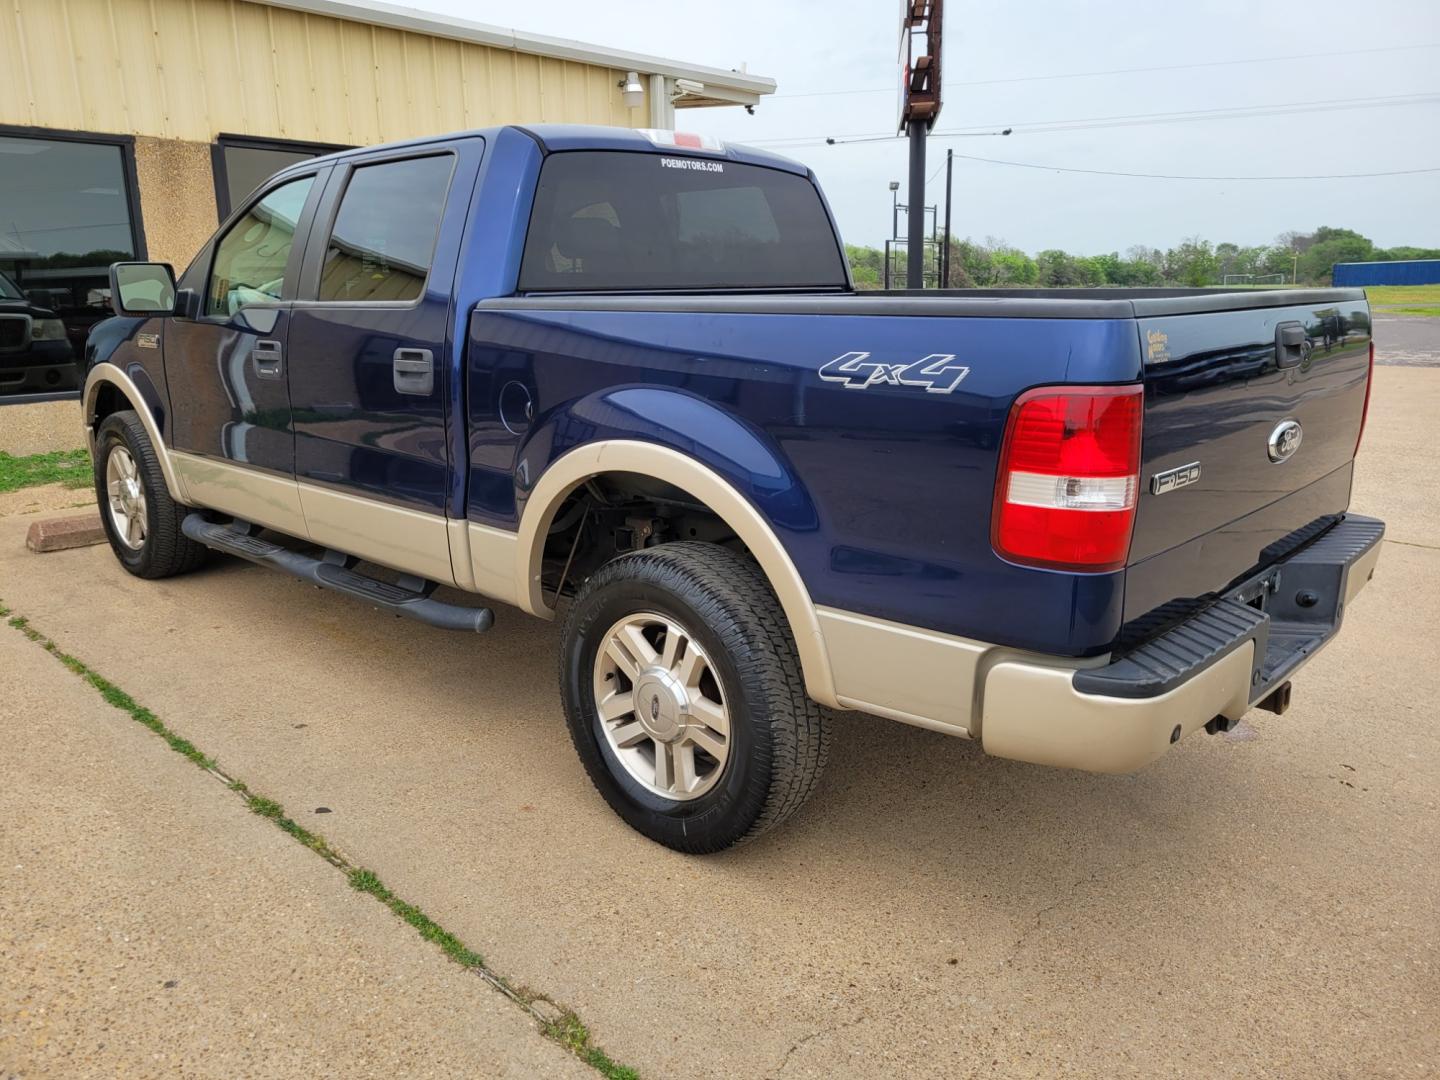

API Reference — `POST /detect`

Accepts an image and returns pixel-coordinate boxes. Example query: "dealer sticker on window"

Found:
[660,157,724,172]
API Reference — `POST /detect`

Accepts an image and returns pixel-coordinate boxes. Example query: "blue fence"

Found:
[1333,259,1440,286]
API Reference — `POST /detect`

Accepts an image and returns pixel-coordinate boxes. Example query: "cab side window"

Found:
[207,176,315,317]
[318,155,452,303]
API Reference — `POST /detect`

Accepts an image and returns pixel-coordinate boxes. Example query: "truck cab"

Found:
[0,269,78,397]
[82,124,1382,852]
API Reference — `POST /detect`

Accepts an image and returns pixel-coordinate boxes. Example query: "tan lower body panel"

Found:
[980,642,1256,773]
[300,484,456,586]
[171,451,306,537]
[466,522,522,608]
[173,451,456,586]
[816,607,989,737]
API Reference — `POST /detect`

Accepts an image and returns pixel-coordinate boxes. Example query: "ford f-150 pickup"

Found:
[84,124,1382,851]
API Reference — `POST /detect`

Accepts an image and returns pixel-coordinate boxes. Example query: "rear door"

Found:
[165,171,327,536]
[285,142,478,583]
[1125,297,1371,619]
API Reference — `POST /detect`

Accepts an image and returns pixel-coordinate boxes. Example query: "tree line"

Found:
[846,227,1440,289]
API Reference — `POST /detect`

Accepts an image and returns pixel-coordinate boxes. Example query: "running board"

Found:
[181,514,493,633]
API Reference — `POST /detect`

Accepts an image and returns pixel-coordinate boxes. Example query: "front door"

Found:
[165,172,325,535]
[285,148,470,584]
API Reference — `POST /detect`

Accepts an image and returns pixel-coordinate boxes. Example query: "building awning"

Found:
[258,0,776,108]
[0,235,41,261]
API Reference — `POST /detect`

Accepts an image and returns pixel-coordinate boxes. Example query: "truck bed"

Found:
[477,286,1371,658]
[496,287,1365,318]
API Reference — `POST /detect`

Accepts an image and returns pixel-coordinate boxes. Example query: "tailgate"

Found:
[1124,297,1372,621]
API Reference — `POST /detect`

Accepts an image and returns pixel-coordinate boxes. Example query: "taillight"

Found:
[1355,340,1374,455]
[992,384,1144,573]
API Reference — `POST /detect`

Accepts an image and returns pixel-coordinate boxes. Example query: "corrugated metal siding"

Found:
[1,0,640,143]
[1333,260,1440,287]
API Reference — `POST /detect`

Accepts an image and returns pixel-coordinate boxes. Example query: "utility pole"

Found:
[942,148,953,288]
[898,0,943,290]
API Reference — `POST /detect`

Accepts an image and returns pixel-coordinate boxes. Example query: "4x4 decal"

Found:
[817,351,971,394]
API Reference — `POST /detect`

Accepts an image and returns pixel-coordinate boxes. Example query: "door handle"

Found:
[1275,322,1308,370]
[393,347,434,396]
[253,339,283,380]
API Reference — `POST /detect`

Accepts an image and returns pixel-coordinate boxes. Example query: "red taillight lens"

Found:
[1355,340,1374,455]
[992,384,1143,572]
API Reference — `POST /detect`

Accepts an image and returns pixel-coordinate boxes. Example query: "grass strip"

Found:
[0,449,92,494]
[1373,305,1440,317]
[0,600,639,1080]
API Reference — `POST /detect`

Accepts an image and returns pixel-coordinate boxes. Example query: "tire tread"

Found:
[96,410,207,579]
[560,542,829,851]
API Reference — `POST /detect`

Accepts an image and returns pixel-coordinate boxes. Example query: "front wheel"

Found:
[94,410,207,579]
[559,543,829,853]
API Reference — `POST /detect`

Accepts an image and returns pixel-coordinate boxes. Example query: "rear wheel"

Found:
[94,410,207,579]
[559,543,829,853]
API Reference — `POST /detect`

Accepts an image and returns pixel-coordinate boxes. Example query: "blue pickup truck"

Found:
[85,124,1382,851]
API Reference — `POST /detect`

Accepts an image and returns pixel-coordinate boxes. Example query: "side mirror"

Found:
[109,262,177,317]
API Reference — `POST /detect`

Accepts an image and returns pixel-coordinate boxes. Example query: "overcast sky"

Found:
[412,0,1438,254]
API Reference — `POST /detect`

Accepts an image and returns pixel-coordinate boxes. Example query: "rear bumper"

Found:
[979,514,1384,773]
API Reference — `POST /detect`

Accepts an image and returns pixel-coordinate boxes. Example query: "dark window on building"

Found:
[318,155,453,303]
[212,135,345,220]
[207,176,315,317]
[519,151,847,293]
[0,129,143,402]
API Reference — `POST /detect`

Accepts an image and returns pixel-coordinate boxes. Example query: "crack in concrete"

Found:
[771,1013,869,1078]
[999,869,1113,971]
[1383,537,1440,552]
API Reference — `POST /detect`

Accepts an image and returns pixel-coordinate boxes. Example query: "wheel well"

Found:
[90,381,133,427]
[538,470,748,603]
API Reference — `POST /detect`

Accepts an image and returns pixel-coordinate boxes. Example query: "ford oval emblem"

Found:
[1268,419,1303,463]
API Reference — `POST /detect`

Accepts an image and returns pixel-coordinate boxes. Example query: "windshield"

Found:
[0,270,22,300]
[519,151,847,293]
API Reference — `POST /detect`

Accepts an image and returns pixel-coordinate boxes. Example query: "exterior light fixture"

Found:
[620,72,645,109]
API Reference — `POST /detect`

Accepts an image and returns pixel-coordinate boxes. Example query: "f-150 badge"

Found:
[818,351,970,394]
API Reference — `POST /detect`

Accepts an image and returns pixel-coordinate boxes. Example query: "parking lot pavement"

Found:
[0,623,591,1079]
[1,365,1437,1079]
[1375,315,1440,367]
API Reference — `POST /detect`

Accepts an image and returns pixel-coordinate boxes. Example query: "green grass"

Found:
[1364,284,1440,315]
[0,599,641,1080]
[0,449,92,494]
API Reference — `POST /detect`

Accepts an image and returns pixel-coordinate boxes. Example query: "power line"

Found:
[914,152,1440,182]
[749,92,1440,148]
[773,41,1440,99]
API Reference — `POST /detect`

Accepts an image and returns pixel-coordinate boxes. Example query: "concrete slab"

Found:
[1,367,1436,1078]
[0,627,590,1079]
[0,400,86,456]
[0,482,95,521]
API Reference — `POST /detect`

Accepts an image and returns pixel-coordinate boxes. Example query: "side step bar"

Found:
[181,514,493,633]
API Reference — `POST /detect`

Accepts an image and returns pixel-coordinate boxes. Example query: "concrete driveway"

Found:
[2,365,1437,1078]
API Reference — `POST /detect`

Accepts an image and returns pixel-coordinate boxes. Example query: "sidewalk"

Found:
[0,628,588,1080]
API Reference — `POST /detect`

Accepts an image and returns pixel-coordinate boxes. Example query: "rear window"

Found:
[518,151,846,292]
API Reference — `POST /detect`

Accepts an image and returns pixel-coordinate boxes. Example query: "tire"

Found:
[559,542,829,853]
[94,410,208,579]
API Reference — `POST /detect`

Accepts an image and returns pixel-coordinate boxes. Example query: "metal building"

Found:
[1332,260,1440,287]
[0,0,773,445]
